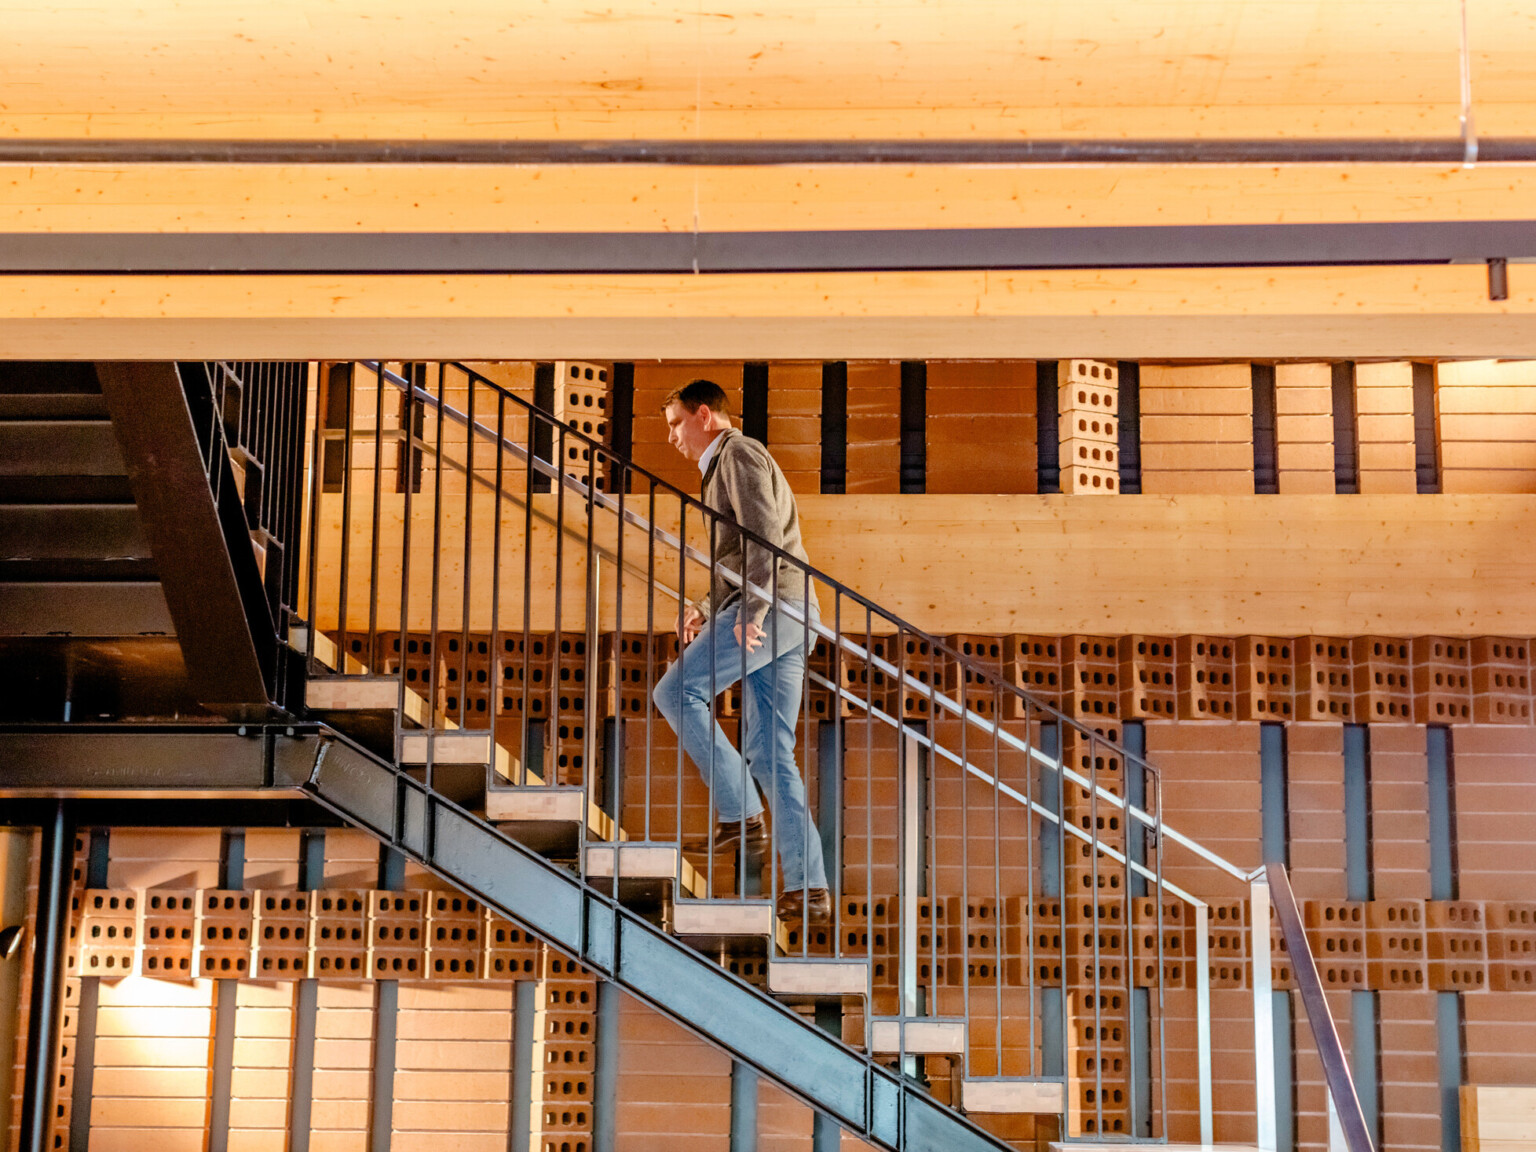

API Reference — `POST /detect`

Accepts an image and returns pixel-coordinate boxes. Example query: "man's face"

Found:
[664,401,716,460]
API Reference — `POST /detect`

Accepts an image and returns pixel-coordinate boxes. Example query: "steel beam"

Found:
[97,362,273,713]
[298,729,1010,1152]
[4,137,1536,165]
[3,220,1536,275]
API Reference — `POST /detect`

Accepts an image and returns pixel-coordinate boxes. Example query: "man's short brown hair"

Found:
[661,378,730,415]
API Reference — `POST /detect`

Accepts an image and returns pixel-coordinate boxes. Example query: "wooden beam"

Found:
[2,265,1534,361]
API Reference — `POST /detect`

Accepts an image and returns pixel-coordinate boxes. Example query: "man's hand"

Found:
[734,618,766,653]
[678,603,705,644]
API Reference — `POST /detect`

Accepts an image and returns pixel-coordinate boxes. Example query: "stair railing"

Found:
[295,358,1295,1143]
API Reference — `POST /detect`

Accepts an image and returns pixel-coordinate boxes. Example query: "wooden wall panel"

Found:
[1353,362,1417,494]
[1368,725,1430,901]
[391,981,514,1152]
[1437,359,1536,494]
[631,362,745,493]
[1141,723,1260,898]
[615,990,732,1152]
[845,363,901,494]
[1139,364,1255,495]
[1451,727,1536,901]
[1286,724,1347,901]
[767,362,823,495]
[230,829,303,1152]
[925,360,1037,494]
[1274,363,1335,494]
[91,829,221,1152]
[1377,992,1442,1152]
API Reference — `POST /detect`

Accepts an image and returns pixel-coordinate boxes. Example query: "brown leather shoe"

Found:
[686,813,769,856]
[776,886,832,924]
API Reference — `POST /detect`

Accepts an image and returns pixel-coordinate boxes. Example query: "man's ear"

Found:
[693,403,713,426]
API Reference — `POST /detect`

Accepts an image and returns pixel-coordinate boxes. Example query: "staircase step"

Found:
[672,899,783,953]
[308,676,427,726]
[488,785,618,855]
[962,1079,1066,1114]
[0,420,125,479]
[766,958,867,999]
[868,1016,967,1055]
[0,580,173,637]
[400,729,494,765]
[291,627,371,676]
[586,842,707,907]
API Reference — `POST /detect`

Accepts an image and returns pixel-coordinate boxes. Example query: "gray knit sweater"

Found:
[696,428,819,628]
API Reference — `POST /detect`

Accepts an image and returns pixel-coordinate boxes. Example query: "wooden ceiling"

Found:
[1,0,1532,141]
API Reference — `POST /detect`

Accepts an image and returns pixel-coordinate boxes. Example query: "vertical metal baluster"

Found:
[490,393,506,781]
[611,456,628,840]
[337,362,356,663]
[426,364,448,798]
[1155,768,1169,1138]
[1056,713,1069,1095]
[302,363,324,662]
[396,367,418,751]
[1021,696,1036,1077]
[676,492,687,860]
[958,648,971,1075]
[1125,741,1139,1139]
[1088,727,1103,1138]
[645,480,657,844]
[464,372,479,730]
[366,363,385,668]
[518,408,536,784]
[864,609,874,1014]
[550,423,567,784]
[830,587,842,962]
[583,425,598,797]
[708,512,720,903]
[739,535,750,911]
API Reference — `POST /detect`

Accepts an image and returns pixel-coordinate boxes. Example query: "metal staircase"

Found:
[0,358,1375,1152]
[284,360,1262,1148]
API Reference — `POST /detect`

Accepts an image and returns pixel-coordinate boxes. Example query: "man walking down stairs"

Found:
[653,378,831,924]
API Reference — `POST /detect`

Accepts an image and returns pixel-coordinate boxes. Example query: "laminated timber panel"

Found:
[631,362,745,494]
[20,165,1536,239]
[228,983,298,1152]
[1274,363,1336,495]
[1130,723,1260,898]
[792,493,1536,638]
[925,361,1038,495]
[10,3,1536,142]
[1368,726,1431,901]
[231,833,301,1152]
[1378,992,1442,1152]
[323,490,1536,636]
[10,265,1536,363]
[615,988,733,1152]
[1138,364,1254,495]
[92,828,222,1152]
[845,362,901,494]
[1353,362,1418,495]
[1437,360,1536,494]
[1286,725,1347,902]
[767,362,823,496]
[1451,728,1536,901]
[391,981,515,1152]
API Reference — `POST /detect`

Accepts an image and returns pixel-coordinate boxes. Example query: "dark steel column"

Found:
[19,802,73,1152]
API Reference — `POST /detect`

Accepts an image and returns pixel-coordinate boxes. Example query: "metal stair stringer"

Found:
[298,725,1014,1152]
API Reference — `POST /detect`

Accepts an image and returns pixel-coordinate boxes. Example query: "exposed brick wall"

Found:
[1452,726,1536,900]
[1287,724,1347,900]
[614,991,732,1152]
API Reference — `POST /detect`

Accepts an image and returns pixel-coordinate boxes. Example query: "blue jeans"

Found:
[653,599,829,892]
